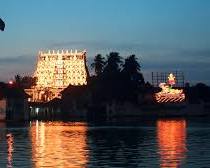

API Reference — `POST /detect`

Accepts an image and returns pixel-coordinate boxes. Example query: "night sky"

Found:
[0,0,209,84]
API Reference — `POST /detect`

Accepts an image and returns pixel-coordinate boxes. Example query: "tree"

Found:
[14,74,37,89]
[103,52,122,74]
[21,76,37,88]
[122,54,144,84]
[90,52,145,103]
[91,54,105,76]
[0,18,5,31]
[122,55,140,74]
[14,74,22,87]
[95,52,123,101]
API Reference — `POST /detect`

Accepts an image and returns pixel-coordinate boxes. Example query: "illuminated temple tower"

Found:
[26,50,88,102]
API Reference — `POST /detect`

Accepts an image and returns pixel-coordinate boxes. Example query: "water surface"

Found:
[0,119,210,168]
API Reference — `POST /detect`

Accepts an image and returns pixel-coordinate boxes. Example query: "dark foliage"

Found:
[0,18,5,31]
[0,82,28,99]
[91,54,105,76]
[185,83,210,103]
[14,74,37,89]
[61,52,146,105]
[89,52,145,103]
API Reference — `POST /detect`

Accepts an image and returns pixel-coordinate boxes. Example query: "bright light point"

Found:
[35,108,39,114]
[8,80,13,85]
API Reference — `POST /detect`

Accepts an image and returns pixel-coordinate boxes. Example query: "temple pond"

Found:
[0,118,210,168]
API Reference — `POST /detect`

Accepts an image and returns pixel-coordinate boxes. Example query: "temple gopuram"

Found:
[25,50,88,102]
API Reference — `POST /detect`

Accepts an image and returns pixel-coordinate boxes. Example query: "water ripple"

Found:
[0,119,210,167]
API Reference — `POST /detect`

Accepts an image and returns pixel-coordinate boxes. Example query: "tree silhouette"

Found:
[89,52,146,102]
[14,74,22,86]
[0,18,5,31]
[103,52,122,74]
[91,54,105,76]
[21,76,37,88]
[122,55,140,74]
[122,54,144,84]
[14,74,37,89]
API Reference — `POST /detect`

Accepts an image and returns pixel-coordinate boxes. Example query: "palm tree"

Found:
[122,55,140,74]
[104,52,122,74]
[122,54,144,84]
[91,54,105,76]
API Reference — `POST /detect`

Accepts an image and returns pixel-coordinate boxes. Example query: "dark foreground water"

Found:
[0,119,210,168]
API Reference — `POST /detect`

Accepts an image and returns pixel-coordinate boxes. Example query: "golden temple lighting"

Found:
[155,73,185,103]
[157,119,187,168]
[25,50,88,102]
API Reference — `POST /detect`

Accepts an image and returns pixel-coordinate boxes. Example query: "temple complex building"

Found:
[25,50,88,102]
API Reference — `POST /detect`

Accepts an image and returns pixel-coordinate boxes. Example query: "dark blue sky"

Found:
[0,0,210,84]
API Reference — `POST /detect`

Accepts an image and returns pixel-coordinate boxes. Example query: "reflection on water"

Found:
[0,119,210,167]
[0,122,33,167]
[30,121,88,168]
[7,133,14,168]
[157,119,187,168]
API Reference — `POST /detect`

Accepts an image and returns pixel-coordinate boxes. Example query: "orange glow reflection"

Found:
[7,133,14,168]
[157,119,187,168]
[30,121,88,168]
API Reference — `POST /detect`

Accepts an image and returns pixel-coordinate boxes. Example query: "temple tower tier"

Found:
[26,50,88,102]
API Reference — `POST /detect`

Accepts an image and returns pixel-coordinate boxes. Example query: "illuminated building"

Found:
[155,73,185,103]
[26,50,88,102]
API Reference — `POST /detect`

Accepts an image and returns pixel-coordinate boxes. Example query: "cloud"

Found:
[176,49,210,58]
[50,40,112,50]
[49,40,148,54]
[142,59,210,85]
[0,55,36,81]
[50,40,210,59]
[0,55,35,64]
